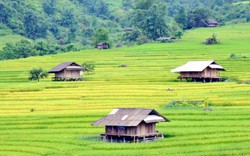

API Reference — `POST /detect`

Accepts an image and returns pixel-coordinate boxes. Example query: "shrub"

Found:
[203,34,220,45]
[120,64,128,68]
[229,53,247,59]
[28,67,48,81]
[167,99,212,108]
[174,30,183,39]
[82,63,95,75]
[136,35,148,45]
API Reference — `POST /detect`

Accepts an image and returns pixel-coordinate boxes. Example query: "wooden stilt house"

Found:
[171,60,225,82]
[92,108,170,143]
[206,19,219,27]
[48,62,84,81]
[95,42,109,49]
[156,37,176,42]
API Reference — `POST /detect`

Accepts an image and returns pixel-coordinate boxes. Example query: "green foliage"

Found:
[136,35,148,45]
[42,0,57,15]
[82,63,95,75]
[167,99,212,108]
[131,0,170,40]
[123,29,142,42]
[229,53,248,59]
[34,39,58,56]
[24,11,48,39]
[28,67,48,81]
[174,30,183,39]
[93,28,110,45]
[0,23,12,36]
[0,39,81,60]
[203,34,220,45]
[0,0,249,52]
[174,8,188,29]
[0,39,36,59]
[60,9,77,28]
[187,8,210,29]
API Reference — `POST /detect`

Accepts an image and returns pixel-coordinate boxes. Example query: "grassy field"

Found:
[0,23,250,155]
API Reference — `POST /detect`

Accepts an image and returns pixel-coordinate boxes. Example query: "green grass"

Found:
[0,23,250,155]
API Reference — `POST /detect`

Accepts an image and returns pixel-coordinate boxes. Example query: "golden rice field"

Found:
[0,23,250,155]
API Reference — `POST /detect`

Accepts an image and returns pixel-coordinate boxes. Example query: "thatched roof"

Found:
[48,62,84,73]
[92,108,170,127]
[171,60,225,73]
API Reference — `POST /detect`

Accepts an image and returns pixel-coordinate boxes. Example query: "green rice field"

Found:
[0,23,250,155]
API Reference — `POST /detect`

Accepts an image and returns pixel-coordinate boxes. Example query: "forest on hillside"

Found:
[0,0,249,60]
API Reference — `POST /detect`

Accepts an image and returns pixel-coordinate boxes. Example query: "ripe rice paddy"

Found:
[0,23,250,155]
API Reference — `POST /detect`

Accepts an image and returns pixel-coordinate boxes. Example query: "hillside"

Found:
[0,24,250,155]
[0,0,249,54]
[0,35,27,49]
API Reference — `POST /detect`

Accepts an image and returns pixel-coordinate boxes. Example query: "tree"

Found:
[0,40,36,60]
[0,2,12,24]
[60,9,77,27]
[174,8,188,29]
[28,67,48,81]
[174,30,183,39]
[24,11,48,39]
[95,1,111,19]
[42,0,57,15]
[203,34,220,45]
[93,28,109,44]
[15,40,36,58]
[131,0,170,40]
[123,29,142,42]
[187,8,210,29]
[136,35,148,45]
[82,63,95,75]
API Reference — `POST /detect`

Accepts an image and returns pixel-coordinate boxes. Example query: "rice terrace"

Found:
[0,22,249,155]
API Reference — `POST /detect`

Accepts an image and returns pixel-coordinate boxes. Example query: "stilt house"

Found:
[171,60,225,82]
[206,19,219,27]
[92,108,170,143]
[156,37,176,42]
[48,62,84,81]
[96,42,109,49]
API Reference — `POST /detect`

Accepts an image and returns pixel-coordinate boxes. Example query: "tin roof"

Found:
[171,60,225,72]
[156,37,175,41]
[48,62,84,73]
[207,19,218,24]
[92,108,170,127]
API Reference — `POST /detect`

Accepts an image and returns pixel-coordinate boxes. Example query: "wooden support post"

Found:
[143,137,145,142]
[111,136,113,143]
[103,135,106,142]
[123,137,125,143]
[203,78,205,83]
[133,136,135,143]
